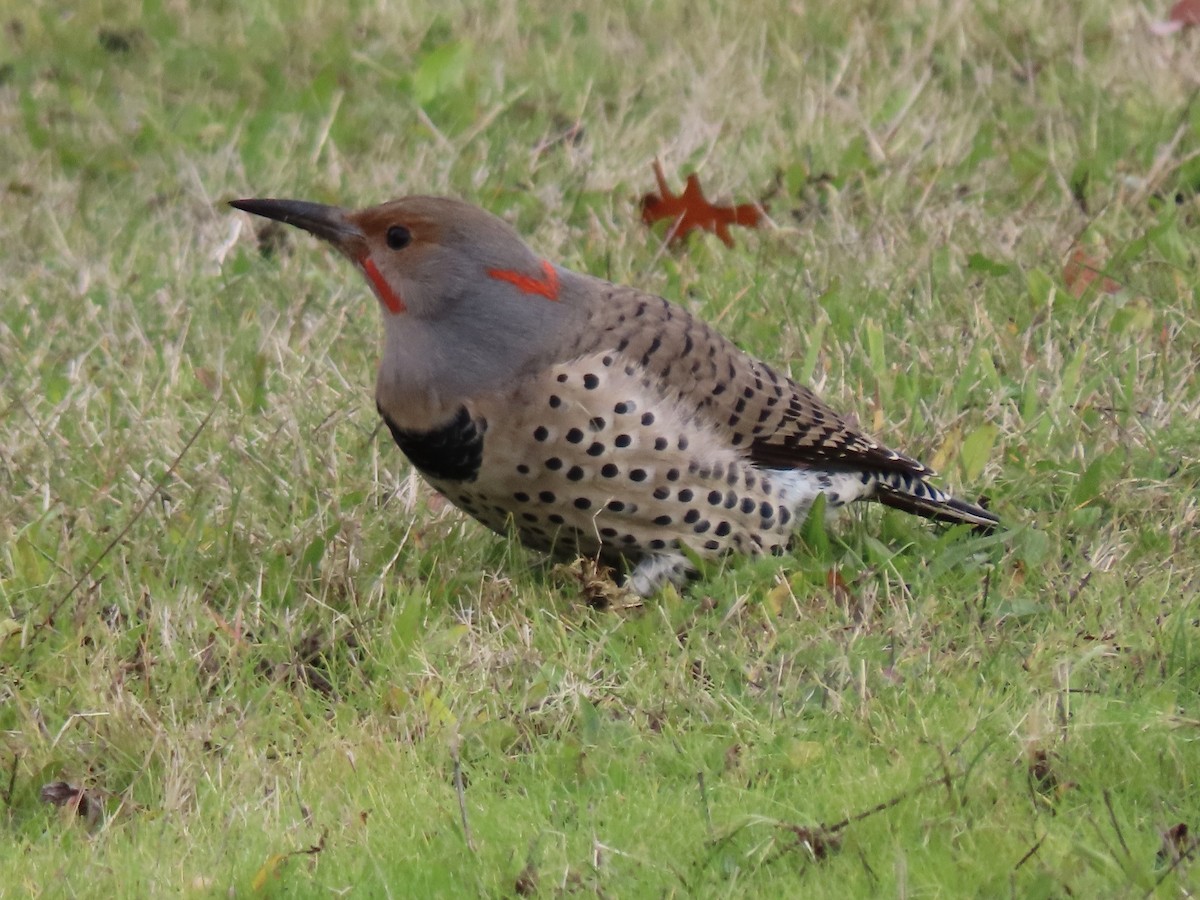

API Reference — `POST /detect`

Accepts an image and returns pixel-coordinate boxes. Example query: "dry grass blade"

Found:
[32,402,219,639]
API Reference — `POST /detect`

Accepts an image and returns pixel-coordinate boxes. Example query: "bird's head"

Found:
[230,195,584,426]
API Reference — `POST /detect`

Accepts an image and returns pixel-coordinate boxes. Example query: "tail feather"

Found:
[871,472,999,533]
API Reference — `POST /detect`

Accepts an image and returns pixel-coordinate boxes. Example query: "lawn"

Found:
[3,0,1200,895]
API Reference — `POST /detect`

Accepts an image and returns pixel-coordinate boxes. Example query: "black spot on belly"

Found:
[378,404,482,481]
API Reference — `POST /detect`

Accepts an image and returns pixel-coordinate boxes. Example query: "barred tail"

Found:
[871,471,999,533]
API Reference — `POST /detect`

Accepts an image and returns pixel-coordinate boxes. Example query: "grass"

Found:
[3,0,1200,894]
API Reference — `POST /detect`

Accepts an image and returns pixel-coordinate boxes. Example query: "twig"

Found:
[34,402,218,636]
[1102,789,1131,862]
[821,771,950,834]
[1067,571,1092,603]
[1013,834,1045,870]
[823,738,998,836]
[934,742,960,811]
[450,734,475,852]
[1148,835,1200,897]
[3,754,17,807]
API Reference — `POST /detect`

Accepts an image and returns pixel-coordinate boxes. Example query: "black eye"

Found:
[386,225,411,250]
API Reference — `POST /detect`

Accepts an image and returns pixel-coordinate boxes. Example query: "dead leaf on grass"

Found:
[251,853,289,891]
[1159,822,1196,867]
[250,831,327,892]
[724,742,743,773]
[97,28,142,54]
[1027,748,1058,795]
[39,781,103,829]
[514,861,538,896]
[1026,748,1075,809]
[785,824,843,861]
[1063,246,1121,298]
[555,557,641,611]
[641,160,766,248]
[1150,1,1200,35]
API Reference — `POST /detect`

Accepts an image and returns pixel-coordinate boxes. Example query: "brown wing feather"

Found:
[565,279,929,477]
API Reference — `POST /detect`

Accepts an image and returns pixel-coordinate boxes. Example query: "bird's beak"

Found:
[229,198,366,258]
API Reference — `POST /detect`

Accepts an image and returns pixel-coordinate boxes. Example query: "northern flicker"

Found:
[230,195,998,595]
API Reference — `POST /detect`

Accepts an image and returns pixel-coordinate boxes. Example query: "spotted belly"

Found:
[395,352,845,573]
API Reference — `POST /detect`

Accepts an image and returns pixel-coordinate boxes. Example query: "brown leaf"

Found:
[1028,748,1057,795]
[641,160,765,248]
[1063,247,1121,298]
[514,862,538,896]
[1150,2,1200,35]
[825,568,855,604]
[40,781,103,828]
[827,567,871,622]
[1172,0,1200,24]
[1159,822,1195,866]
[555,557,640,611]
[97,28,141,54]
[785,824,842,861]
[723,742,743,772]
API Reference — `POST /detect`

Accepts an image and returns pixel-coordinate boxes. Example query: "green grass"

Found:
[4,0,1200,894]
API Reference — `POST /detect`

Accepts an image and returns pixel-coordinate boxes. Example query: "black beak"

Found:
[230,198,365,256]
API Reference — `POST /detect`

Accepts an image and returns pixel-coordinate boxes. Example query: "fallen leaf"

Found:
[97,28,141,54]
[1062,247,1121,298]
[39,781,103,829]
[1175,0,1200,21]
[764,580,791,616]
[251,833,326,892]
[251,853,289,891]
[1027,748,1057,795]
[785,824,842,861]
[641,160,765,247]
[825,568,855,606]
[554,556,641,611]
[1158,822,1195,866]
[724,742,743,772]
[514,862,538,896]
[826,567,869,622]
[1150,1,1200,35]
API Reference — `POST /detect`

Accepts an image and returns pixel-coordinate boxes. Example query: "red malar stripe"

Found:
[362,257,406,313]
[486,259,560,301]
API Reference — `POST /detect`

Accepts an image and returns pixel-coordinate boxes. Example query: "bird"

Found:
[230,194,999,595]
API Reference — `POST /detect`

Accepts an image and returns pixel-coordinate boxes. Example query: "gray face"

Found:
[231,194,587,425]
[349,197,586,420]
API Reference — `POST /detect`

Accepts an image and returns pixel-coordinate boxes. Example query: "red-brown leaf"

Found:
[1172,0,1200,24]
[1150,1,1200,34]
[825,568,856,605]
[40,781,104,828]
[640,160,765,248]
[1062,247,1121,298]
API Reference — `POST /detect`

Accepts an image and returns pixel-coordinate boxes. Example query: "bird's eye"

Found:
[386,225,412,250]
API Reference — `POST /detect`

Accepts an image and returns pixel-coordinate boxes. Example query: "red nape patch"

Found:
[361,257,406,313]
[486,259,560,301]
